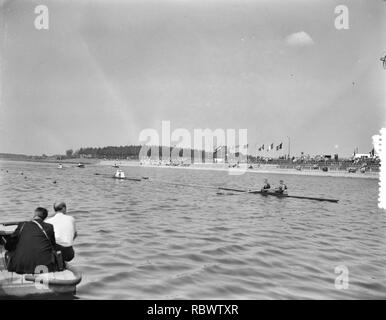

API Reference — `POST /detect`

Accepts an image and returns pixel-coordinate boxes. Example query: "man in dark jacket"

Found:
[4,207,58,274]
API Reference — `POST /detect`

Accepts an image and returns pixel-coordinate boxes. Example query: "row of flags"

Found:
[258,142,283,152]
[353,147,376,156]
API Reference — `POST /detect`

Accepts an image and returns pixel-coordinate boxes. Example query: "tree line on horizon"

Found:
[71,145,210,160]
[74,145,142,159]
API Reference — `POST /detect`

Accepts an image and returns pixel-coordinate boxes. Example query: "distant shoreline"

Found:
[0,157,378,180]
[99,160,379,180]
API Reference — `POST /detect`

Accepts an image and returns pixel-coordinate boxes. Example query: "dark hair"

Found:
[35,207,48,220]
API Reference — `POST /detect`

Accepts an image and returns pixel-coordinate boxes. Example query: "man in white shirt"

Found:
[46,202,77,262]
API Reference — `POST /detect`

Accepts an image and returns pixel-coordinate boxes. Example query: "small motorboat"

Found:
[0,259,82,298]
[0,225,82,298]
[57,164,64,169]
[112,164,119,168]
[76,163,85,168]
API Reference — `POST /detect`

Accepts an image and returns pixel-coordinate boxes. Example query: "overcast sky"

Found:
[0,0,385,156]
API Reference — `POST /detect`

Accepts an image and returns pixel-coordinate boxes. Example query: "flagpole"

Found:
[287,136,291,160]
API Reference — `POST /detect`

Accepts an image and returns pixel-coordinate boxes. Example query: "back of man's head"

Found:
[53,202,67,213]
[34,207,48,220]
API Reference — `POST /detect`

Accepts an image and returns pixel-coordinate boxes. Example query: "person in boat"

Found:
[261,179,271,192]
[114,169,125,179]
[275,180,288,194]
[46,202,77,262]
[4,207,59,274]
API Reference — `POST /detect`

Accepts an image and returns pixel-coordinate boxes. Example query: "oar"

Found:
[124,178,142,181]
[282,194,339,203]
[148,178,220,190]
[218,187,249,193]
[218,187,261,193]
[216,187,262,196]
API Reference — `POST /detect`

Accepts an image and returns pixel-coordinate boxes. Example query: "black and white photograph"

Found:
[0,0,385,304]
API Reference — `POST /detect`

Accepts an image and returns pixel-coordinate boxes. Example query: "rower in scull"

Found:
[261,179,271,192]
[275,180,288,194]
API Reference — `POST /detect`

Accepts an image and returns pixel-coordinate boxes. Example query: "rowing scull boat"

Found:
[218,187,339,203]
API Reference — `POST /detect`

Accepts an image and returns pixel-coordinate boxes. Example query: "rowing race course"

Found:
[0,160,385,299]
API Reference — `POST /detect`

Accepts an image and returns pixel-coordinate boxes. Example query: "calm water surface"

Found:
[0,160,385,299]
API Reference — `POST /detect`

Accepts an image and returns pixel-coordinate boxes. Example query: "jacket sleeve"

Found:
[47,224,57,247]
[4,223,23,251]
